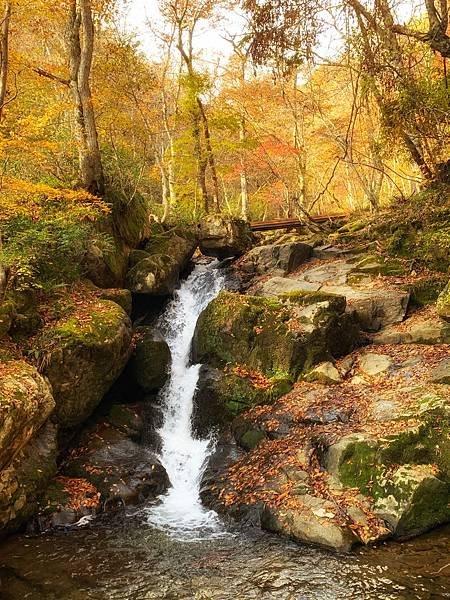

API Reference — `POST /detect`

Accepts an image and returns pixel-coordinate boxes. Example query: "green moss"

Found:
[406,276,447,307]
[338,440,381,495]
[0,301,15,337]
[220,373,293,417]
[240,429,267,450]
[437,281,450,318]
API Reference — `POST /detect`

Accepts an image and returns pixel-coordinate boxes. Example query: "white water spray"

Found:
[146,261,225,539]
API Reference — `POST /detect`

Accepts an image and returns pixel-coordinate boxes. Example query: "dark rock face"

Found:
[41,300,132,429]
[240,242,313,276]
[129,327,171,393]
[34,405,169,531]
[199,216,253,259]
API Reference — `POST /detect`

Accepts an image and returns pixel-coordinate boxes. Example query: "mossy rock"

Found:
[193,291,358,380]
[144,227,197,268]
[0,361,55,470]
[199,215,253,259]
[0,422,58,535]
[125,254,180,295]
[129,249,151,269]
[278,290,346,313]
[436,281,450,319]
[129,327,171,392]
[193,366,292,435]
[98,288,132,316]
[0,301,15,338]
[39,300,132,429]
[407,276,447,307]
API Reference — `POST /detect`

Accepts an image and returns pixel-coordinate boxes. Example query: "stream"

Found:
[0,261,449,599]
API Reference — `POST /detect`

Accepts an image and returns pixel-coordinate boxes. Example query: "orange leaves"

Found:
[56,476,101,512]
[228,364,273,390]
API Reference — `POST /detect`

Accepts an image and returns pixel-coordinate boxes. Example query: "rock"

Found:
[0,300,14,338]
[98,288,132,316]
[199,216,253,259]
[0,361,55,470]
[125,255,180,295]
[255,277,321,296]
[240,242,312,276]
[304,361,342,384]
[373,314,450,345]
[436,281,450,319]
[129,249,151,269]
[84,235,128,289]
[374,464,450,539]
[327,286,410,332]
[129,327,171,393]
[193,365,292,434]
[358,353,393,377]
[145,229,197,270]
[429,358,450,384]
[261,495,358,552]
[40,299,132,429]
[0,422,58,534]
[193,291,359,383]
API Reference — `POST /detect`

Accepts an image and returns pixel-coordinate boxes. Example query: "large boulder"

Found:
[125,255,180,295]
[126,228,198,296]
[373,311,450,345]
[35,408,169,529]
[0,361,56,535]
[251,256,410,332]
[193,290,359,382]
[0,422,58,535]
[0,361,54,470]
[199,216,253,259]
[240,242,313,276]
[436,281,450,319]
[39,299,132,429]
[129,327,171,393]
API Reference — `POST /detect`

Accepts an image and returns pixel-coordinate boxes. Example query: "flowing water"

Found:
[0,261,449,599]
[145,261,226,539]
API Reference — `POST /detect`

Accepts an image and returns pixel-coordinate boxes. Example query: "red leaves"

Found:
[56,476,101,512]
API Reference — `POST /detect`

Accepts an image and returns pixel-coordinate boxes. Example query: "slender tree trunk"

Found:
[239,117,249,219]
[197,97,220,211]
[68,0,104,195]
[0,1,11,122]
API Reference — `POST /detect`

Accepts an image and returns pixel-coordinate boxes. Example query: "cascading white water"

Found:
[146,261,226,540]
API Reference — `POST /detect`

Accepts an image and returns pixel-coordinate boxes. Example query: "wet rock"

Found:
[240,242,312,276]
[304,361,342,384]
[0,422,58,534]
[39,300,132,429]
[358,353,393,377]
[129,327,171,393]
[261,496,358,552]
[199,216,253,259]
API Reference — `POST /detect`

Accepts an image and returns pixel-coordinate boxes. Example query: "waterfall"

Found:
[145,261,225,540]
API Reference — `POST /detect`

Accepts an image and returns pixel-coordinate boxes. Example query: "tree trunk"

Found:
[68,0,104,196]
[0,1,11,122]
[197,97,220,212]
[239,117,249,219]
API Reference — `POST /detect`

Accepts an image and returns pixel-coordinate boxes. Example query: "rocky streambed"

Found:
[0,218,449,598]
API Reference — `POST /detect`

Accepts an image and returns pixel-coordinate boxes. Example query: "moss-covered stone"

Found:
[0,422,58,535]
[129,327,170,392]
[407,276,447,307]
[436,280,450,319]
[0,301,14,338]
[129,249,151,269]
[199,215,253,259]
[144,227,197,268]
[0,361,54,470]
[125,254,180,295]
[38,299,132,429]
[193,291,358,381]
[98,288,132,316]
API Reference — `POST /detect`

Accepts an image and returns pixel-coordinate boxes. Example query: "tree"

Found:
[68,0,104,195]
[0,1,11,122]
